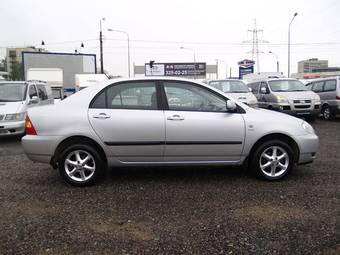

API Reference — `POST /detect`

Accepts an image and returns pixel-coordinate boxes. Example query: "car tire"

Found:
[250,140,294,181]
[322,105,335,120]
[58,143,106,186]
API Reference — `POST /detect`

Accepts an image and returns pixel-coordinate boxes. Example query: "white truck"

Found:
[27,68,64,102]
[75,74,108,91]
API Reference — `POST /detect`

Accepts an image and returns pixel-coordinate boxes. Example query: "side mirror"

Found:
[260,87,268,94]
[29,96,39,104]
[226,100,237,113]
[248,87,252,92]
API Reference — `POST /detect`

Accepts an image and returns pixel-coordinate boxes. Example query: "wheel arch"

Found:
[248,133,300,164]
[51,135,108,168]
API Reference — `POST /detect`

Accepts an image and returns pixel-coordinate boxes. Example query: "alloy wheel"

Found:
[259,146,289,178]
[64,150,96,182]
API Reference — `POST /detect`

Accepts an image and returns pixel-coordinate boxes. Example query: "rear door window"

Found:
[312,82,324,93]
[324,80,336,92]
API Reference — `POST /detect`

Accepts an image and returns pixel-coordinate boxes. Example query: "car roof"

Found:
[306,76,340,82]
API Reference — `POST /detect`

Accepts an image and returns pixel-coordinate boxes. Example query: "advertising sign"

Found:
[238,59,255,79]
[145,63,206,76]
[239,66,254,79]
[145,64,165,76]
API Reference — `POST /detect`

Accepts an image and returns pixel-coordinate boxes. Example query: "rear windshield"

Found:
[0,83,27,102]
[268,80,307,92]
[209,80,249,93]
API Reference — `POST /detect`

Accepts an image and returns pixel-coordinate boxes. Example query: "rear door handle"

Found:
[93,113,110,119]
[167,114,184,121]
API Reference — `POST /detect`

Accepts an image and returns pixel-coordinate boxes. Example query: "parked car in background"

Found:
[207,79,258,107]
[247,78,321,122]
[22,77,318,186]
[27,68,64,103]
[0,81,54,136]
[305,76,340,120]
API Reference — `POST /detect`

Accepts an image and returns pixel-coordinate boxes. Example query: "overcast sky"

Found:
[1,0,340,77]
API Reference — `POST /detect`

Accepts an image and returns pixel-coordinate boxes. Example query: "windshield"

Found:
[209,80,249,93]
[268,80,307,92]
[0,83,27,102]
[52,88,62,99]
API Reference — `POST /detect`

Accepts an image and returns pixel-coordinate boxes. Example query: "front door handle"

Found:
[167,114,184,121]
[93,113,110,119]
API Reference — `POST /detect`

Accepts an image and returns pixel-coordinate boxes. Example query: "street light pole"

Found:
[269,51,279,72]
[288,12,298,78]
[180,47,196,79]
[215,59,219,79]
[107,29,131,77]
[99,17,105,74]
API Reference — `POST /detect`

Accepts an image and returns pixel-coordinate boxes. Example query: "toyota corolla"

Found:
[22,77,319,186]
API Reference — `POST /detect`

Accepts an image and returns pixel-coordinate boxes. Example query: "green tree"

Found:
[0,59,5,71]
[10,61,23,81]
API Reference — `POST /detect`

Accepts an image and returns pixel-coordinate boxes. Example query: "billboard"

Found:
[22,52,97,92]
[238,59,255,79]
[145,62,206,77]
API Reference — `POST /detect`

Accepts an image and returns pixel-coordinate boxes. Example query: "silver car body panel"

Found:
[22,77,319,167]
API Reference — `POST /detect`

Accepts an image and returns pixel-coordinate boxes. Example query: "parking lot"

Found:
[0,118,339,254]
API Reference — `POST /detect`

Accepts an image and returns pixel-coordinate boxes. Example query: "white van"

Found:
[208,79,258,107]
[0,81,54,136]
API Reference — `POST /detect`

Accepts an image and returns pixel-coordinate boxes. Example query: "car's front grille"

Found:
[0,115,4,121]
[293,100,311,104]
[295,105,311,109]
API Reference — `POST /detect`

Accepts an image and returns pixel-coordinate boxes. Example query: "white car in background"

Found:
[0,81,54,136]
[208,79,258,107]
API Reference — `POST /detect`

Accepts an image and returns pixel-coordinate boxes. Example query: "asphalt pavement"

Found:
[0,119,339,254]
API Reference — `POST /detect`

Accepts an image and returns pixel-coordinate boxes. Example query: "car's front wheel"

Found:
[322,105,335,120]
[58,143,105,186]
[251,140,294,181]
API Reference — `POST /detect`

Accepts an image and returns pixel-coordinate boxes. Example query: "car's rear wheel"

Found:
[58,143,105,186]
[250,140,294,181]
[322,105,335,120]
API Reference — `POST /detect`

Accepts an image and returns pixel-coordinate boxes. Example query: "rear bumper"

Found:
[294,133,319,164]
[21,135,62,163]
[0,120,25,136]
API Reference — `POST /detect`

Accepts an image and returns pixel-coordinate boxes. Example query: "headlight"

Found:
[301,121,315,134]
[314,94,321,104]
[277,95,289,104]
[5,112,26,121]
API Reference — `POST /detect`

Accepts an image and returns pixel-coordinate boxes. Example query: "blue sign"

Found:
[239,66,254,79]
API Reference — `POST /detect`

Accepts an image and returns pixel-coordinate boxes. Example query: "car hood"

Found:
[225,92,257,103]
[244,107,309,136]
[272,91,317,100]
[0,101,25,114]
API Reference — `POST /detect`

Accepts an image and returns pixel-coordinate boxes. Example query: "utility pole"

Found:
[288,13,298,78]
[215,59,219,79]
[99,18,105,74]
[243,19,268,73]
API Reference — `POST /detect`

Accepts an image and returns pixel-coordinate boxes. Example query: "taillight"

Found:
[336,96,340,100]
[25,115,37,135]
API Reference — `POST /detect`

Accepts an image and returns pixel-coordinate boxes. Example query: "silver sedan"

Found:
[22,77,319,186]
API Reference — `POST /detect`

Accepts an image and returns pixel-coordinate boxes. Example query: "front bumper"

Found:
[294,133,319,164]
[273,103,321,117]
[0,120,25,136]
[22,135,63,163]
